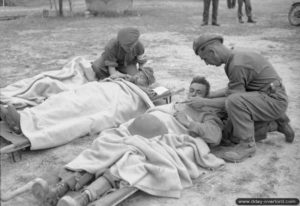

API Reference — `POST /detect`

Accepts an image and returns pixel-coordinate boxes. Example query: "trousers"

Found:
[203,0,219,24]
[225,89,288,140]
[238,0,253,19]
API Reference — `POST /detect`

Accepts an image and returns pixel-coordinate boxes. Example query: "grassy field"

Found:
[1,0,300,205]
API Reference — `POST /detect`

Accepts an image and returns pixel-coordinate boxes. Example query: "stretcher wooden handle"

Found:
[152,87,185,102]
[0,141,30,154]
[89,187,138,206]
[171,87,185,95]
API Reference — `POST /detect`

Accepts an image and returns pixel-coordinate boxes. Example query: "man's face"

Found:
[121,41,138,53]
[199,47,222,66]
[187,83,207,98]
[133,71,148,87]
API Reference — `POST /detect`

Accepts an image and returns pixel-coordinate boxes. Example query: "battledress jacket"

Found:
[92,38,146,79]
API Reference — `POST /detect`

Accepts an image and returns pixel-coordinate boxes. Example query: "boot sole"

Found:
[285,126,295,143]
[32,178,50,201]
[0,105,21,134]
[222,152,255,163]
[57,196,79,206]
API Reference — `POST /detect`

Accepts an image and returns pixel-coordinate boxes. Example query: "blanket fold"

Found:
[66,133,225,198]
[20,79,154,150]
[0,56,96,108]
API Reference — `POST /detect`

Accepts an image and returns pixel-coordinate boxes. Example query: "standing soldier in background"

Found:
[238,0,256,23]
[202,0,220,26]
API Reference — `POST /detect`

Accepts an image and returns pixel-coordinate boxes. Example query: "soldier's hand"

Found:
[186,96,206,110]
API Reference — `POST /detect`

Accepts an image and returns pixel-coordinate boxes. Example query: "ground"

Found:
[0,0,300,205]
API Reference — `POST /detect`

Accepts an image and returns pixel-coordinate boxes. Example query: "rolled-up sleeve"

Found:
[91,40,119,72]
[226,65,253,95]
[102,45,119,67]
[135,42,147,65]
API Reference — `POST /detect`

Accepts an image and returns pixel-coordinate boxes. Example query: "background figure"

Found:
[202,0,220,26]
[238,0,256,23]
[227,0,236,9]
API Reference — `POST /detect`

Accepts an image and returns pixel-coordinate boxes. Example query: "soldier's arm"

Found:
[209,87,228,98]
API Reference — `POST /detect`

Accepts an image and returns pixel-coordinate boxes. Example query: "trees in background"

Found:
[85,0,133,15]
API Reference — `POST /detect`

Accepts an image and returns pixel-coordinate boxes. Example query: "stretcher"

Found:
[0,87,184,162]
[152,87,184,104]
[0,121,30,162]
[88,187,138,206]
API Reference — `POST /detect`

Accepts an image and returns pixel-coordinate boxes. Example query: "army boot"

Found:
[276,114,295,143]
[0,104,21,134]
[247,17,256,23]
[238,17,244,23]
[57,175,113,206]
[222,137,256,163]
[32,172,94,206]
[32,178,70,206]
[57,191,91,206]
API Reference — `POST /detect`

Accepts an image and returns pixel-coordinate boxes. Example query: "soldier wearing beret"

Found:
[190,34,294,162]
[91,27,147,80]
[202,0,220,26]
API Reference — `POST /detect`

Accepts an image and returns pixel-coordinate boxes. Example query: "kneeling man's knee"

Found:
[225,93,244,111]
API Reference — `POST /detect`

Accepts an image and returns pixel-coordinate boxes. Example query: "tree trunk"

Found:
[58,0,63,16]
[85,0,133,15]
[1,0,16,6]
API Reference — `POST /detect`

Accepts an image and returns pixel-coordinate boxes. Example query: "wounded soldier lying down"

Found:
[0,67,156,150]
[27,76,225,206]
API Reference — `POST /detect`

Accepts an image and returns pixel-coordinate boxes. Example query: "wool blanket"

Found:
[65,109,225,198]
[0,56,96,109]
[21,79,154,150]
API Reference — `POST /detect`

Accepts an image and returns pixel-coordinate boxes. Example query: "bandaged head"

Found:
[128,114,168,139]
[139,67,155,85]
[117,27,140,52]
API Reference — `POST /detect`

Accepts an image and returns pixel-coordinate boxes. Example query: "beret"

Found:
[193,34,223,55]
[117,27,140,48]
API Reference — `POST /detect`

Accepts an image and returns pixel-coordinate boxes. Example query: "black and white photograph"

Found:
[0,0,299,205]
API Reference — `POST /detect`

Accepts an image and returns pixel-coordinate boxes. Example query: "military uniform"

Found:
[91,28,147,80]
[237,0,255,23]
[91,39,145,80]
[192,34,294,162]
[224,51,288,140]
[202,0,220,25]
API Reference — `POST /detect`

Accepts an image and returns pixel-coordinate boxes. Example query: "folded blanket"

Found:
[65,109,225,198]
[21,79,154,150]
[66,133,225,198]
[0,56,96,108]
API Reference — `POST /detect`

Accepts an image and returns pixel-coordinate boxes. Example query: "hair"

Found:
[190,76,210,97]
